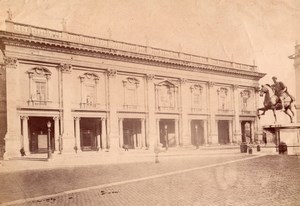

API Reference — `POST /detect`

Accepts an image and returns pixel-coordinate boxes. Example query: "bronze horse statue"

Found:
[257,84,295,123]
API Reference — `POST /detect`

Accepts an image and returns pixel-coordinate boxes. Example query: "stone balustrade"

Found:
[5,20,257,72]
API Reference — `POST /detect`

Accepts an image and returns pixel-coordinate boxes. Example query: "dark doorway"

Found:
[241,121,252,143]
[123,119,141,149]
[28,117,54,153]
[191,120,204,146]
[80,118,101,151]
[218,120,230,144]
[159,119,176,148]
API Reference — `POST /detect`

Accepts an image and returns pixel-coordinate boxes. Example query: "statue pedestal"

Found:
[263,123,300,155]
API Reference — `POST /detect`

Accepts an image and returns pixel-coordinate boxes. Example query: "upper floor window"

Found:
[217,87,229,110]
[190,84,203,110]
[122,77,139,109]
[240,90,251,111]
[27,67,51,106]
[79,72,99,108]
[156,80,177,110]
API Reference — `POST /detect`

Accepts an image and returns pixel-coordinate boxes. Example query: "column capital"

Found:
[146,74,155,81]
[101,117,107,121]
[119,118,124,121]
[180,78,187,84]
[58,63,72,73]
[53,116,60,121]
[20,116,29,120]
[107,69,117,77]
[208,81,215,88]
[233,84,239,90]
[74,117,81,120]
[4,56,18,69]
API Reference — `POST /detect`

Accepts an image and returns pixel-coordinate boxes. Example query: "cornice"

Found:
[0,31,266,80]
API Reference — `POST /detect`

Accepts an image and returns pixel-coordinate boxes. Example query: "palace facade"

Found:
[0,20,265,159]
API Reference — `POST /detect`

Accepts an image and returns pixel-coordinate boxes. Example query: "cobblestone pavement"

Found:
[2,155,300,206]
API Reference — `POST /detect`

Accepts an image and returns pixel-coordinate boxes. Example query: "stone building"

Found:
[0,20,265,159]
[289,43,300,122]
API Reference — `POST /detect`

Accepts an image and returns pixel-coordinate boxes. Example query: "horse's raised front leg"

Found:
[257,107,266,119]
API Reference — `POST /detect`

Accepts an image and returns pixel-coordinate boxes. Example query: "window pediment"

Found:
[27,67,51,78]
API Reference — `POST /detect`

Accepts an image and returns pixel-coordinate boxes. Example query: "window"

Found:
[123,77,139,109]
[80,72,99,108]
[217,87,228,110]
[156,80,177,110]
[27,67,51,106]
[190,84,203,110]
[240,90,251,111]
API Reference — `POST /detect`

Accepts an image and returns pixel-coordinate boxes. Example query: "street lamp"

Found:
[47,121,52,159]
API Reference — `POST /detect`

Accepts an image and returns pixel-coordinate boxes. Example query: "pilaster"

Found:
[180,78,189,146]
[208,82,218,144]
[107,69,119,150]
[233,84,241,143]
[4,57,20,159]
[59,64,75,153]
[146,74,156,148]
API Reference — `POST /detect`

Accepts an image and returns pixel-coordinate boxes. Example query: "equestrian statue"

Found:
[257,76,296,123]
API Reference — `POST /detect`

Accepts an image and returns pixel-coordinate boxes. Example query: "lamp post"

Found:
[47,121,52,159]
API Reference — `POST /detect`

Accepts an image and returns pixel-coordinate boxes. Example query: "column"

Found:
[53,117,60,152]
[229,120,233,143]
[156,119,160,145]
[187,119,191,145]
[74,117,81,152]
[141,118,145,148]
[180,78,189,146]
[4,57,21,159]
[97,120,101,150]
[146,74,156,148]
[119,118,124,148]
[251,121,255,143]
[175,119,179,146]
[21,116,30,153]
[203,120,208,145]
[233,85,241,143]
[101,118,107,149]
[208,82,218,144]
[59,64,75,153]
[107,69,119,150]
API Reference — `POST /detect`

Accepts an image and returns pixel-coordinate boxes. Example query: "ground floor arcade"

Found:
[4,111,259,158]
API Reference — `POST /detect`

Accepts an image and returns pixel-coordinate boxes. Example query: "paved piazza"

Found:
[1,154,300,206]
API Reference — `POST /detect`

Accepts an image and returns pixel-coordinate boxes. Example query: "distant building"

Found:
[289,43,300,122]
[0,20,265,159]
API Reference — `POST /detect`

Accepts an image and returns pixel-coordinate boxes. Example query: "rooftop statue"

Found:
[257,76,296,123]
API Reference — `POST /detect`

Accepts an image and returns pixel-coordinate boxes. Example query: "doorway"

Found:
[123,119,142,149]
[28,117,54,153]
[191,120,204,146]
[218,120,230,144]
[159,119,176,148]
[80,118,101,151]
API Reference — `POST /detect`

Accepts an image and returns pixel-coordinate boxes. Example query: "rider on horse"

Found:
[271,76,293,111]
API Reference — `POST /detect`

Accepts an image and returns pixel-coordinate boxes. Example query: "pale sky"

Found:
[0,0,299,123]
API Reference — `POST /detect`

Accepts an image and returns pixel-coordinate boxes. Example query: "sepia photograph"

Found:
[0,0,299,205]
